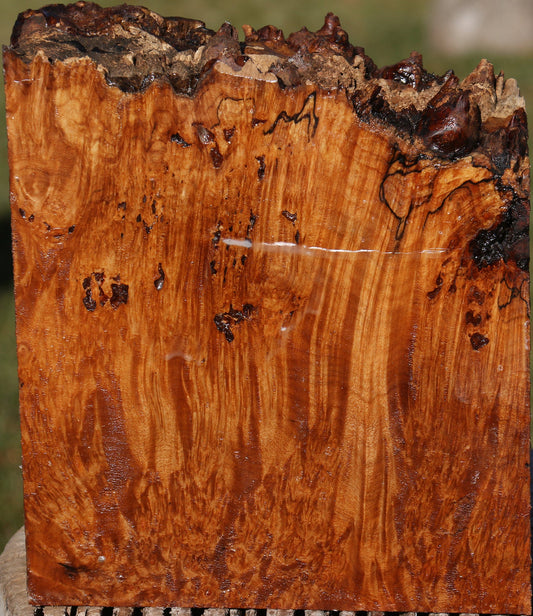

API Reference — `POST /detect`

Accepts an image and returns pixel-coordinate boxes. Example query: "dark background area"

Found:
[1,0,532,550]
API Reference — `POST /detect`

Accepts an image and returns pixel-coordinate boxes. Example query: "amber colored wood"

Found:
[2,530,531,616]
[3,6,530,614]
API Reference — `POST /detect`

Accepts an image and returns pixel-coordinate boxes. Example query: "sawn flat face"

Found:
[4,4,530,613]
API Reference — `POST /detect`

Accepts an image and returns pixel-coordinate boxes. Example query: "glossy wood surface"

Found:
[4,43,530,612]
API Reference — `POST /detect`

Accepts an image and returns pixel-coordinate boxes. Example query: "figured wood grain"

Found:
[4,5,531,613]
[1,529,530,616]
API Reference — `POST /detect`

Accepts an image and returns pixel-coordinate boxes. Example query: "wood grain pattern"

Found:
[4,6,530,613]
[1,528,530,616]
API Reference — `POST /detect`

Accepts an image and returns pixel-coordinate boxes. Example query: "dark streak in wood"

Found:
[264,92,319,139]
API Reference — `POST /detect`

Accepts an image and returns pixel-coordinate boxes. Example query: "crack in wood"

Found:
[264,92,319,140]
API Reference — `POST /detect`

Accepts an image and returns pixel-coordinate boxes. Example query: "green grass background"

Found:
[0,0,531,551]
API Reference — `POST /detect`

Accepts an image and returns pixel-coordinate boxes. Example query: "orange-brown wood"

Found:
[4,5,531,613]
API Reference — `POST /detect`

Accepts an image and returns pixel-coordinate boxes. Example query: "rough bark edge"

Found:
[0,528,526,616]
[7,4,525,148]
[4,1,530,291]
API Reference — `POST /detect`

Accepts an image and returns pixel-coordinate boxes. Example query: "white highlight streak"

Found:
[221,237,446,256]
[222,238,253,248]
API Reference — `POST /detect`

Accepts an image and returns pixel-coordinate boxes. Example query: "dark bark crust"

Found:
[11,3,213,51]
[5,1,529,270]
[470,192,529,271]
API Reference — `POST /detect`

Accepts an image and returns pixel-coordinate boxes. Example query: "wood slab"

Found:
[4,4,530,613]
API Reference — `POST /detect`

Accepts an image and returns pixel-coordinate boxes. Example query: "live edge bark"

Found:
[3,3,531,613]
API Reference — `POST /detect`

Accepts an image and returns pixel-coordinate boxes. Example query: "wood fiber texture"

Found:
[4,3,531,613]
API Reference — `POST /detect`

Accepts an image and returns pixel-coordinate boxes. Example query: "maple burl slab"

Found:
[3,3,530,613]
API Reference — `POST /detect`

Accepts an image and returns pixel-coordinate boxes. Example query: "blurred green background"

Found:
[0,0,532,551]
